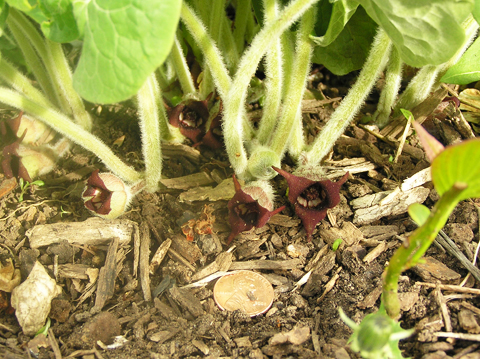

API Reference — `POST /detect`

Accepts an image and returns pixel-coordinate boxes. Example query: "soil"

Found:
[1,70,480,359]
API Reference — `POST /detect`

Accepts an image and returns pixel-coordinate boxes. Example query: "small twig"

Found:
[393,114,411,163]
[452,344,480,359]
[435,288,454,344]
[168,247,196,272]
[48,328,63,359]
[435,332,480,342]
[416,282,480,295]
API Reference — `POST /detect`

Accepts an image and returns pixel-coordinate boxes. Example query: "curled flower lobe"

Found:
[273,167,348,240]
[168,98,210,144]
[226,175,285,244]
[82,170,131,219]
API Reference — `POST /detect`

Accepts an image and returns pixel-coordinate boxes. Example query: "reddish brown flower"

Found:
[273,167,348,241]
[227,175,285,244]
[168,95,224,149]
[82,170,132,219]
[168,98,210,144]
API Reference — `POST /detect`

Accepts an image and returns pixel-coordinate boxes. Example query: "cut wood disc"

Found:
[213,270,274,317]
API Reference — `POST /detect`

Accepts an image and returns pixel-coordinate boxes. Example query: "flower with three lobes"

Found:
[82,170,133,219]
[273,167,349,241]
[227,175,285,244]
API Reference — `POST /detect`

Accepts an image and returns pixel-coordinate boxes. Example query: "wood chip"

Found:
[229,259,303,271]
[178,178,239,202]
[168,286,204,318]
[351,187,430,225]
[27,218,137,248]
[149,238,172,275]
[139,222,151,302]
[93,238,119,312]
[191,251,233,281]
[413,256,461,283]
[160,172,215,190]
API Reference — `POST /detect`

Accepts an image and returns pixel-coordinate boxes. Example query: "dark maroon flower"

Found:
[227,175,285,244]
[273,167,349,241]
[195,102,223,149]
[168,98,210,144]
[82,170,132,219]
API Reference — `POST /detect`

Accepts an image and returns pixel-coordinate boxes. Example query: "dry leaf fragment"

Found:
[0,258,21,292]
[11,261,62,335]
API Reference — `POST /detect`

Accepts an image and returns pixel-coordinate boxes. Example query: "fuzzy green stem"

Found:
[382,183,467,318]
[45,40,92,131]
[373,46,402,128]
[170,36,197,97]
[256,0,283,145]
[233,0,252,53]
[6,20,56,105]
[198,0,225,99]
[180,2,231,100]
[0,58,54,109]
[7,9,70,114]
[304,28,391,165]
[0,87,142,184]
[137,74,162,193]
[220,13,240,71]
[270,7,315,157]
[223,0,322,178]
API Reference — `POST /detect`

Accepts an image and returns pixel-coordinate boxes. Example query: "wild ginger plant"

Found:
[0,0,478,230]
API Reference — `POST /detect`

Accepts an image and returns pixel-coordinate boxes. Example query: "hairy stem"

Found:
[233,0,252,53]
[373,46,402,128]
[170,36,197,97]
[180,2,231,100]
[223,0,322,178]
[270,6,315,157]
[0,58,54,109]
[46,40,92,131]
[137,74,163,193]
[304,28,391,165]
[257,0,283,145]
[382,184,466,318]
[0,87,142,184]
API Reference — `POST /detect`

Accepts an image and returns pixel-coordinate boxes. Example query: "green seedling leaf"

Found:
[73,0,182,104]
[399,108,412,121]
[332,238,343,251]
[356,0,474,67]
[311,0,359,47]
[441,36,480,85]
[432,139,480,201]
[35,317,51,337]
[312,6,376,75]
[408,203,430,226]
[411,121,445,162]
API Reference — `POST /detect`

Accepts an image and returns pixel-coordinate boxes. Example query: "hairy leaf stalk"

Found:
[223,0,322,179]
[373,46,402,128]
[137,74,163,193]
[256,0,283,145]
[0,87,142,184]
[169,36,197,97]
[305,28,391,165]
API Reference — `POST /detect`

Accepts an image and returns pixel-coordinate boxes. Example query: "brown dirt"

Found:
[1,73,480,359]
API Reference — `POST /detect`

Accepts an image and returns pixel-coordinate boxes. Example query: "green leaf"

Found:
[432,139,480,201]
[408,203,430,226]
[355,0,474,67]
[440,36,480,85]
[6,0,48,24]
[311,0,359,47]
[73,0,182,104]
[312,6,376,75]
[38,0,79,42]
